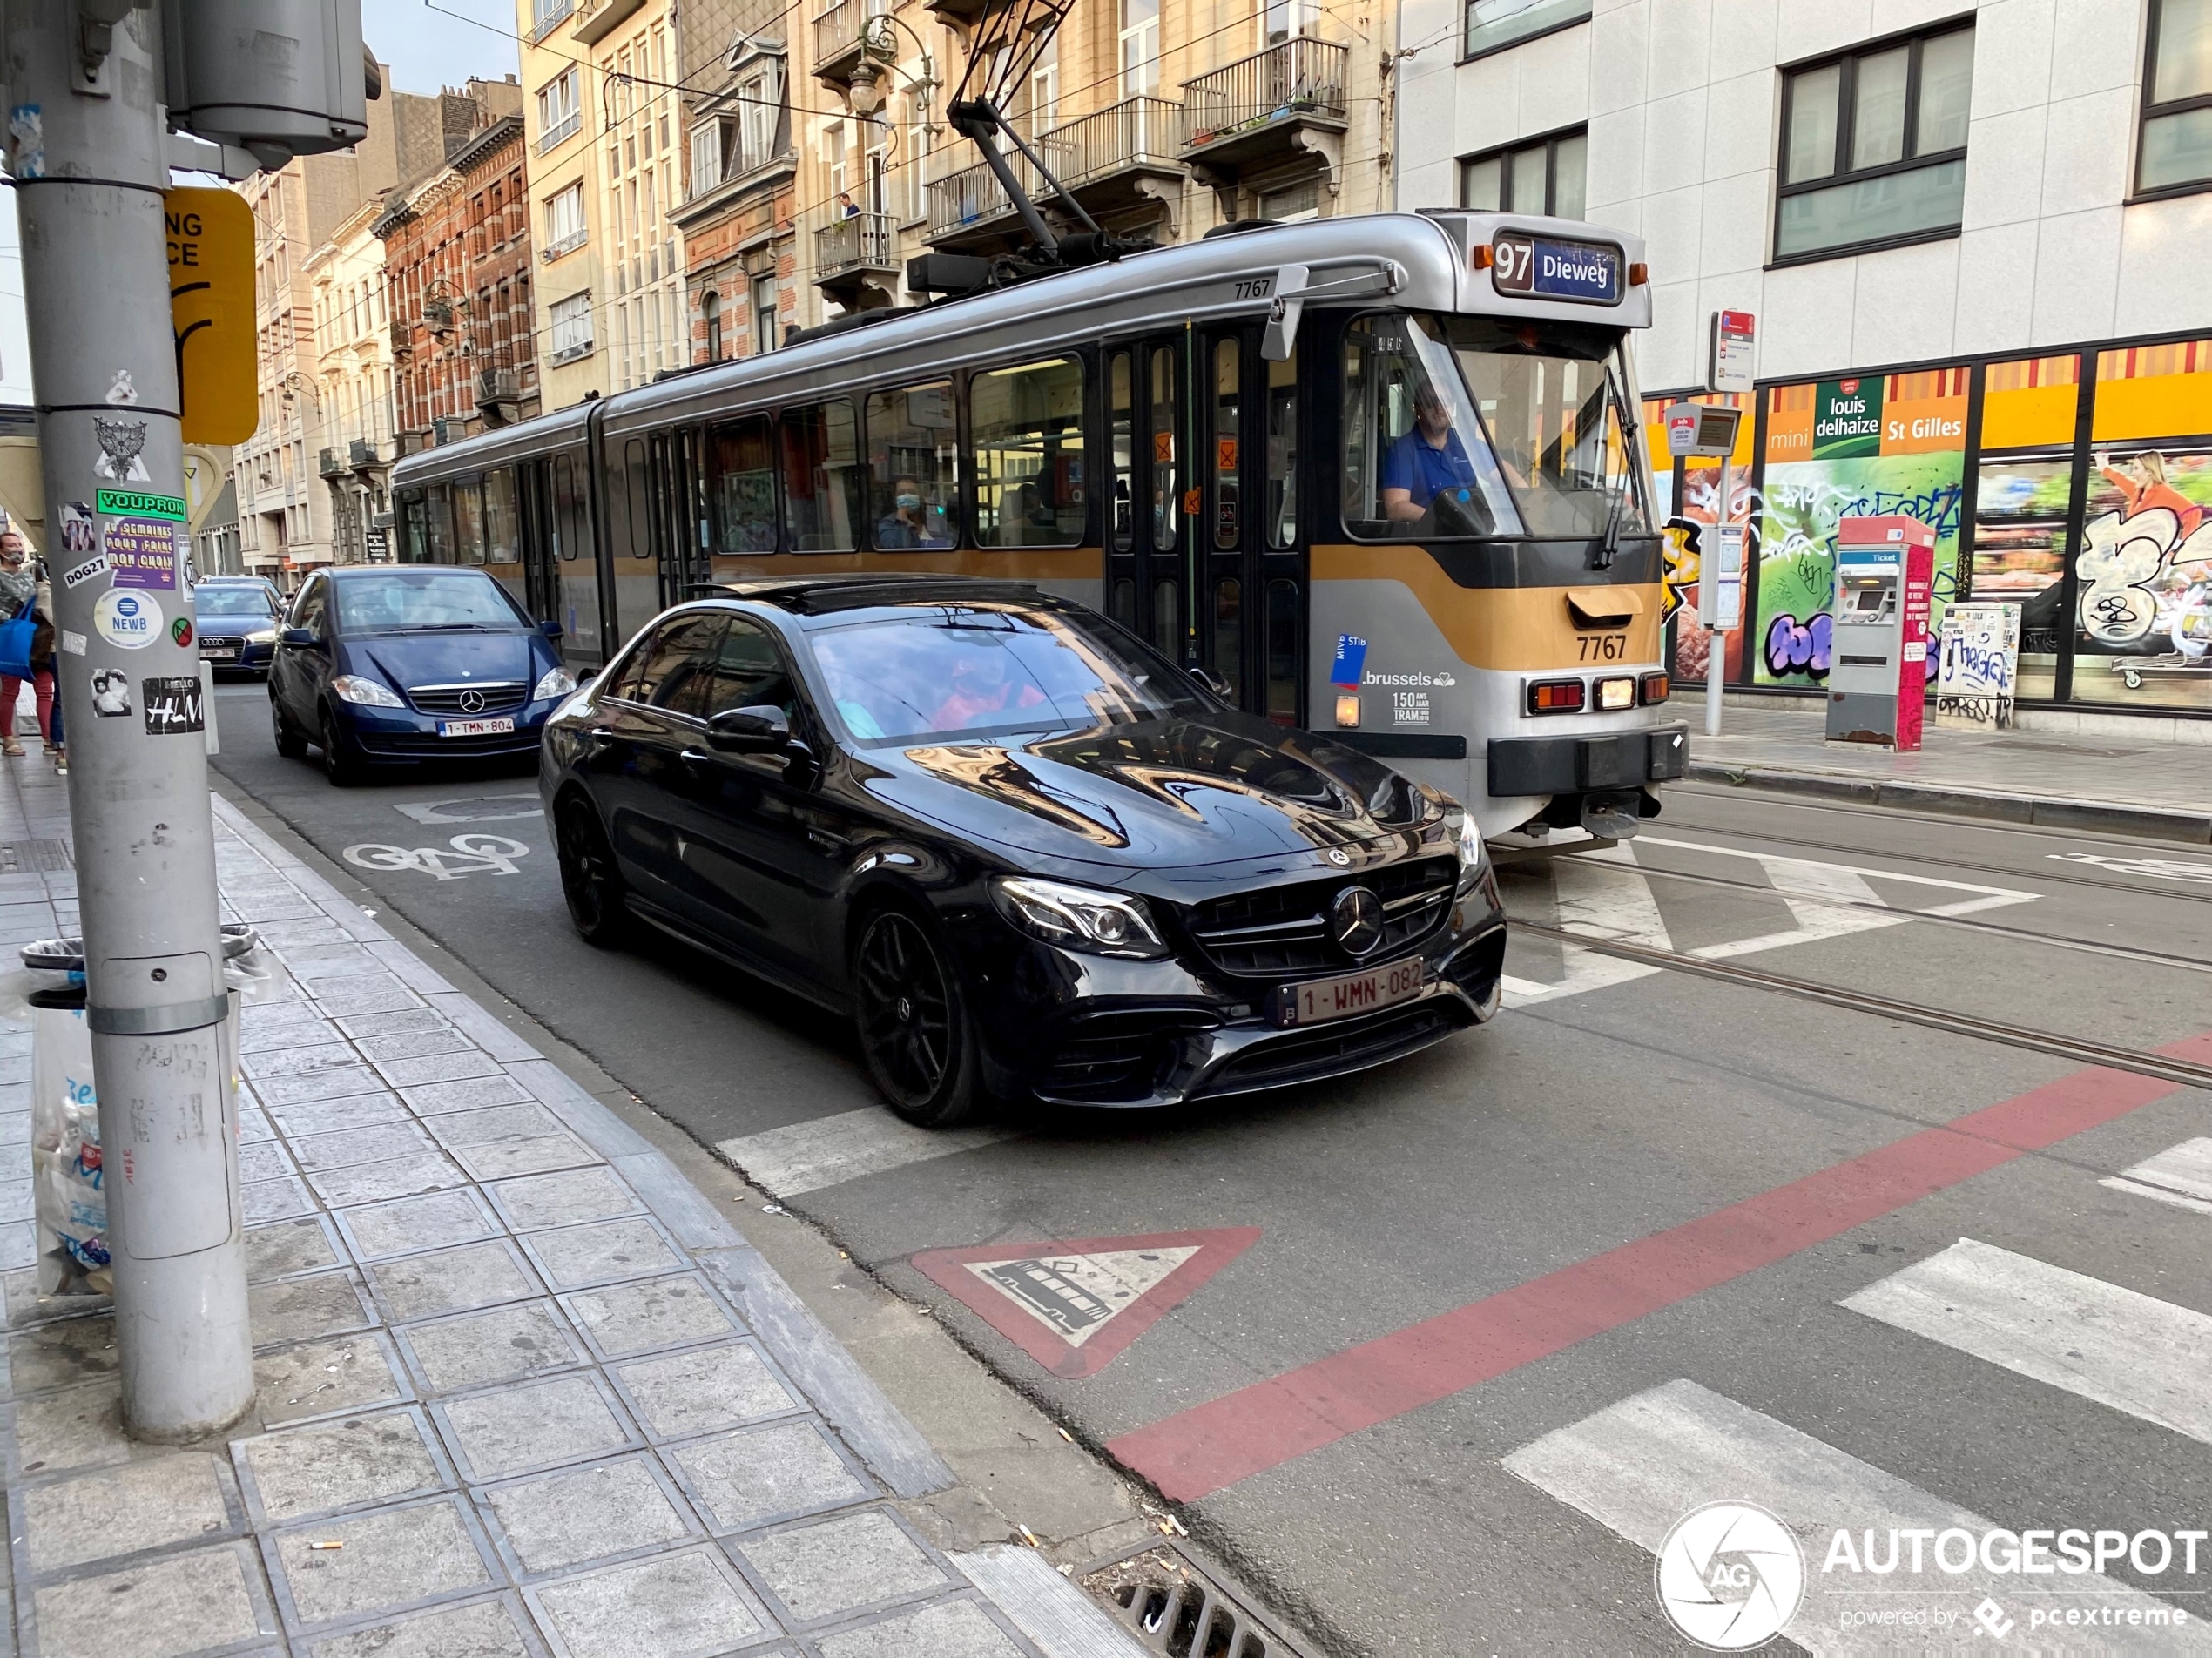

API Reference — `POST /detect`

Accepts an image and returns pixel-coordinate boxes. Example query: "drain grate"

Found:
[0,839,72,874]
[1082,1542,1314,1658]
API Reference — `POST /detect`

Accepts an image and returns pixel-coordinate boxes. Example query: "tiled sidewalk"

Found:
[0,762,1114,1658]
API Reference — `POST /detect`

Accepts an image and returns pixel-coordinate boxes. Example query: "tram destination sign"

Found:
[1489,233,1622,305]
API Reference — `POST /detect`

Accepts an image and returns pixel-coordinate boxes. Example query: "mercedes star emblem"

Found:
[1330,886,1385,958]
[1326,848,1352,866]
[458,689,487,714]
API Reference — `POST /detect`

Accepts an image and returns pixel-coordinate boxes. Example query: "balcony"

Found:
[389,321,413,358]
[925,98,1186,252]
[812,0,888,90]
[347,438,381,470]
[526,0,572,44]
[319,448,350,478]
[570,0,642,45]
[476,368,523,408]
[813,211,901,305]
[1181,37,1347,182]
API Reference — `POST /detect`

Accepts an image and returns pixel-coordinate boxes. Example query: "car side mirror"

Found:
[539,620,564,639]
[1188,665,1232,699]
[706,704,791,753]
[280,627,316,649]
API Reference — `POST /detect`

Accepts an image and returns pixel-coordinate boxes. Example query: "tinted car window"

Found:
[705,619,797,718]
[807,603,1207,745]
[290,580,328,637]
[198,587,275,622]
[627,615,725,717]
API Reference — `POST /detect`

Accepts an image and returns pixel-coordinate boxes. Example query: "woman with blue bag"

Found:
[0,530,56,758]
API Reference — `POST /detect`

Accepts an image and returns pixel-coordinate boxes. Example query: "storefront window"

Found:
[1966,354,2080,704]
[1754,368,1968,690]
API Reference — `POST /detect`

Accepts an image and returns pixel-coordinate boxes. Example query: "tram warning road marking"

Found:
[1841,1238,2212,1445]
[1502,1380,2200,1654]
[911,1228,1261,1379]
[715,1108,1015,1198]
[2051,851,2212,886]
[1105,1033,2212,1501]
[2102,1138,2212,1216]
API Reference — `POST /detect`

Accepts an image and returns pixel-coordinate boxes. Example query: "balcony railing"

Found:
[1183,37,1348,150]
[814,211,900,280]
[538,108,581,152]
[925,98,1180,239]
[527,0,572,44]
[812,0,888,72]
[318,448,346,478]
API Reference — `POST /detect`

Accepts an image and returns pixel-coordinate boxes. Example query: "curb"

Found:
[1682,760,2212,846]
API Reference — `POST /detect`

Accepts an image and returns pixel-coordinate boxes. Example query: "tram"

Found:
[390,209,1687,841]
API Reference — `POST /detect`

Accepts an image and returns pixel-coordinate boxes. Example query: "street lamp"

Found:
[844,16,935,120]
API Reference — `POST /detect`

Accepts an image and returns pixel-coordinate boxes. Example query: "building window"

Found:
[1459,125,1586,219]
[703,290,722,361]
[1776,23,1973,262]
[1120,0,1159,98]
[549,291,593,364]
[752,274,777,355]
[536,69,580,150]
[543,183,587,257]
[691,118,732,198]
[2141,0,2212,195]
[1464,0,1588,63]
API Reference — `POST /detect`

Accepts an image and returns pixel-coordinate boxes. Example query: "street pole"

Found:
[10,3,254,1439]
[1704,457,1730,738]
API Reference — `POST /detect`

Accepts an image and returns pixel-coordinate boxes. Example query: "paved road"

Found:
[209,678,2212,1655]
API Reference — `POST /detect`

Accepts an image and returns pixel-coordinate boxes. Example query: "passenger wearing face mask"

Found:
[874,475,951,549]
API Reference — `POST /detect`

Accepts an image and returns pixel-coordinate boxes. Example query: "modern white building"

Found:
[1396,0,2212,720]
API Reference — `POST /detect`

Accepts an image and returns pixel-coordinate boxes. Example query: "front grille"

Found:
[1038,1010,1212,1104]
[199,635,245,650]
[408,682,527,717]
[1200,1001,1465,1098]
[1184,856,1459,979]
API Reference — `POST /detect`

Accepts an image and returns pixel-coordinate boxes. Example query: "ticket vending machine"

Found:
[1825,516,1936,750]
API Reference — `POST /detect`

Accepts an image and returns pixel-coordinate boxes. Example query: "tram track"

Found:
[1510,920,2212,1095]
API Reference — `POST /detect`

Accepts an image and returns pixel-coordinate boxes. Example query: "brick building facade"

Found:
[674,1,798,365]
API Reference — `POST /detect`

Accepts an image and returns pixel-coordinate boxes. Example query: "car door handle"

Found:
[679,748,715,768]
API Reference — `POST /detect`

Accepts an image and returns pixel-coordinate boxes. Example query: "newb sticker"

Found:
[91,587,160,650]
[1330,634,1368,688]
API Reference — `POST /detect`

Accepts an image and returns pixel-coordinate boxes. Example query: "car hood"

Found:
[344,630,543,693]
[857,711,1441,877]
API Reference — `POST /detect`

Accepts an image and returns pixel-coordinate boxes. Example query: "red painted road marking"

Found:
[1108,1038,2212,1501]
[912,1228,1261,1379]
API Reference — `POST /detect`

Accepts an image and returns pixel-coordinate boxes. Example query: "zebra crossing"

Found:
[1503,1141,2212,1650]
[1498,836,2039,1008]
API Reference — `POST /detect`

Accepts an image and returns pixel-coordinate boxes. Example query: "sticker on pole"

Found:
[92,587,161,650]
[141,675,205,735]
[103,517,179,590]
[910,1227,1260,1378]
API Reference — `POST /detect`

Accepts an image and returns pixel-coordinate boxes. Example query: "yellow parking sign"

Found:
[166,187,256,445]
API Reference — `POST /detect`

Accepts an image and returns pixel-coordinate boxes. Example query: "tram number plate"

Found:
[1578,632,1629,662]
[1491,233,1622,305]
[1274,957,1425,1028]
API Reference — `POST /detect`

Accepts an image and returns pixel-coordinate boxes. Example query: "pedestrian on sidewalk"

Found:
[0,531,55,758]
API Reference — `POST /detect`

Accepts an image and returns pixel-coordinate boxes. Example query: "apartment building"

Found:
[676,0,799,362]
[1397,0,2212,724]
[305,199,401,563]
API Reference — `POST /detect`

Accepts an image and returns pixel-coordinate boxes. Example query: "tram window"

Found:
[971,358,1086,548]
[484,468,520,564]
[709,415,778,553]
[1111,577,1136,628]
[552,455,586,561]
[453,479,487,564]
[1266,350,1298,549]
[780,401,862,553]
[1152,579,1180,661]
[1213,340,1240,549]
[1339,313,1521,541]
[1449,315,1650,538]
[1150,347,1177,551]
[1214,578,1243,696]
[425,483,455,563]
[1109,352,1135,553]
[865,382,958,550]
[400,491,428,563]
[1265,579,1298,725]
[624,439,653,559]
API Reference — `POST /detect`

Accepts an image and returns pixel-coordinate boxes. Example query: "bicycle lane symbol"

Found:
[342,832,530,882]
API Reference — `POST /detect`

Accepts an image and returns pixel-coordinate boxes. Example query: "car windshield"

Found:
[806,603,1207,745]
[333,571,527,632]
[197,588,274,622]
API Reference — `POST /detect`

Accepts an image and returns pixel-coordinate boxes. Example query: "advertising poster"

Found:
[1755,373,1967,690]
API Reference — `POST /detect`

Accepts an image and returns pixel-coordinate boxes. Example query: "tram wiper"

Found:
[1593,483,1624,571]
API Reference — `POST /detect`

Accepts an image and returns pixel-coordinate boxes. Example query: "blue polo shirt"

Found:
[1381,427,1480,509]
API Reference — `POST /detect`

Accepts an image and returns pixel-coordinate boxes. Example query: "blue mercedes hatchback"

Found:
[269,565,574,785]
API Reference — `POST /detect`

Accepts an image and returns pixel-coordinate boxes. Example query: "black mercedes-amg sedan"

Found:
[539,576,1507,1127]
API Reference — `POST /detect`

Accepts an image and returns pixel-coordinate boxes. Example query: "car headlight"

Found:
[329,673,405,708]
[534,665,577,701]
[991,875,1170,960]
[1453,811,1487,886]
[246,628,276,644]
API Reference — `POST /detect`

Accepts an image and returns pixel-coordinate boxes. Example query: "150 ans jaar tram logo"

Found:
[1656,1500,1806,1650]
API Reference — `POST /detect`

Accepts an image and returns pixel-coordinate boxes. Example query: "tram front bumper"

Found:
[1486,723,1689,797]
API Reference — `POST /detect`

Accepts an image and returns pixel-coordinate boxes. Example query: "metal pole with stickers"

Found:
[4,0,366,1440]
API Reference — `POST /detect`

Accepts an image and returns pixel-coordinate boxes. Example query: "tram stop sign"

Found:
[1664,402,1741,459]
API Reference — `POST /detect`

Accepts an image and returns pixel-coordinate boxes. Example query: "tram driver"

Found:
[1380,381,1481,522]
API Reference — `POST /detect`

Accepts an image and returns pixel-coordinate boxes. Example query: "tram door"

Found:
[649,429,712,609]
[1105,338,1190,664]
[1199,327,1303,724]
[516,459,561,625]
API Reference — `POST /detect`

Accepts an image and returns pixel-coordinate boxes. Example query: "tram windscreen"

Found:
[1342,313,1648,541]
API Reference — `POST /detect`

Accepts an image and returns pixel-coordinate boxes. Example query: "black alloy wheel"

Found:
[272,696,307,758]
[319,706,359,786]
[555,796,629,947]
[852,908,981,1128]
